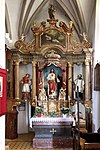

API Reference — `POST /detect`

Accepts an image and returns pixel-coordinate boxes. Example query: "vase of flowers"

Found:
[60,107,70,118]
[34,106,43,117]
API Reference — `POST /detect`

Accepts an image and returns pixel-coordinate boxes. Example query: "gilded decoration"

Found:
[9,5,93,115]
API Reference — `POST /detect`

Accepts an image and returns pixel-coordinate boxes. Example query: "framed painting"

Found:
[0,68,7,116]
[0,76,3,97]
[94,63,100,91]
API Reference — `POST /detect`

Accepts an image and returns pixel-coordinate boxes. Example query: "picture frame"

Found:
[94,63,100,91]
[0,76,3,97]
[0,68,7,116]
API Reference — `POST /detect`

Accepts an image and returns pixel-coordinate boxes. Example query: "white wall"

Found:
[0,0,5,150]
[92,0,100,132]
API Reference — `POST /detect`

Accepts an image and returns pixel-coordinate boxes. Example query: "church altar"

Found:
[30,116,75,128]
[30,116,75,148]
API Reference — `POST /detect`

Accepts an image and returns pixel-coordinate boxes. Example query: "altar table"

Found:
[30,116,75,148]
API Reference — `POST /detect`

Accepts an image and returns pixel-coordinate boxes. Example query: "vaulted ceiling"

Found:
[5,0,96,47]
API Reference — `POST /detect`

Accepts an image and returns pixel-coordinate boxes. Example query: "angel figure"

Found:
[19,33,26,42]
[80,32,88,42]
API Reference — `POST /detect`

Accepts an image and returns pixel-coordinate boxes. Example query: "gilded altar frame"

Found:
[6,16,93,113]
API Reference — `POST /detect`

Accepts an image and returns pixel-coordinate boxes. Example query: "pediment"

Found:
[14,5,92,55]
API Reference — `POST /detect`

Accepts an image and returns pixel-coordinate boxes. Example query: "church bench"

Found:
[80,132,100,149]
[73,131,100,150]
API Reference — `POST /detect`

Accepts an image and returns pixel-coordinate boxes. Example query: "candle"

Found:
[68,96,70,108]
[46,96,47,101]
[75,102,78,121]
[64,96,65,101]
[35,96,37,101]
[41,96,42,101]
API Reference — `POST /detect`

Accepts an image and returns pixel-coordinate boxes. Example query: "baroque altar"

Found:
[6,6,93,140]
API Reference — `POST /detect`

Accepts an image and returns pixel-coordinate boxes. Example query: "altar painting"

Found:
[41,29,66,47]
[43,64,62,99]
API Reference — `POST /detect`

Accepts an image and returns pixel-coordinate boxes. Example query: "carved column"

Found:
[32,61,37,100]
[68,62,73,99]
[14,61,20,99]
[85,59,90,101]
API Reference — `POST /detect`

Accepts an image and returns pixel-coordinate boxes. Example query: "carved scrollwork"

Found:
[44,50,61,59]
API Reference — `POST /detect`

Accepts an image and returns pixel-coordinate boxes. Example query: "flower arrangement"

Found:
[34,106,43,117]
[60,107,70,115]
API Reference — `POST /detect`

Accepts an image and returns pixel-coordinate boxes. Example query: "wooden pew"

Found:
[74,132,100,150]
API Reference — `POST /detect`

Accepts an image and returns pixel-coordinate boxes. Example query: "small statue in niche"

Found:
[21,73,31,100]
[38,87,47,101]
[48,4,56,19]
[74,74,84,100]
[59,87,66,101]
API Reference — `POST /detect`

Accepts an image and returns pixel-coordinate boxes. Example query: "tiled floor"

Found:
[6,132,73,150]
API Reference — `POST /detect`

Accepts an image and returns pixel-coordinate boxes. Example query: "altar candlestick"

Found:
[46,96,47,101]
[68,96,70,108]
[64,96,65,101]
[41,96,42,101]
[35,96,37,107]
[75,102,78,121]
[35,96,37,100]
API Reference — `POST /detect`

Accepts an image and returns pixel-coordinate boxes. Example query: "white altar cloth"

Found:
[30,116,75,128]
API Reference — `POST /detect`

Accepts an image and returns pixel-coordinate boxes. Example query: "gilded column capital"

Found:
[85,59,90,65]
[14,61,20,66]
[68,62,73,67]
[32,61,37,67]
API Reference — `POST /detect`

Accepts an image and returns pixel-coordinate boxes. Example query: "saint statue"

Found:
[21,73,31,100]
[74,74,84,100]
[48,4,56,19]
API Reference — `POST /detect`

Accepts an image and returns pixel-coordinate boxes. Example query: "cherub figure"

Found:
[80,32,88,42]
[19,33,26,42]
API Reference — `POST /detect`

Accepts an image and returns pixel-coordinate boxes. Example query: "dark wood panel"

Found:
[5,111,18,139]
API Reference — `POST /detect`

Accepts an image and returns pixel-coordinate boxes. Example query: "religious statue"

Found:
[59,87,66,101]
[47,68,60,98]
[48,4,56,19]
[74,74,84,100]
[80,32,88,42]
[19,33,26,42]
[21,73,31,100]
[38,87,47,101]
